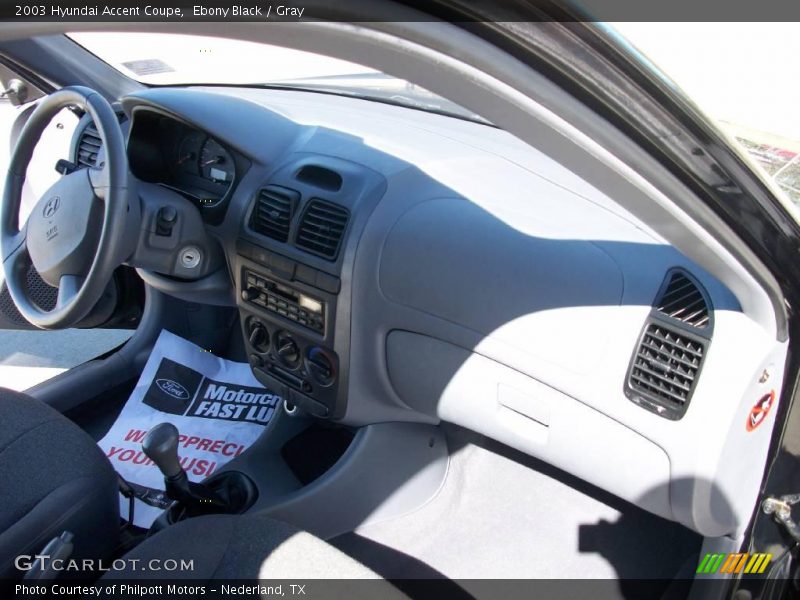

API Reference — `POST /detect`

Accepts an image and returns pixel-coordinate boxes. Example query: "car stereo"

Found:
[241,269,325,333]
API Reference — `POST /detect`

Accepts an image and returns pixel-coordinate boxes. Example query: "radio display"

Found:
[298,296,323,314]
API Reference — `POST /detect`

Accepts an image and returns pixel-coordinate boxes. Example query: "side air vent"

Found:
[249,186,300,243]
[627,323,706,419]
[76,124,102,167]
[295,199,349,260]
[626,269,713,420]
[655,270,711,329]
[75,113,127,168]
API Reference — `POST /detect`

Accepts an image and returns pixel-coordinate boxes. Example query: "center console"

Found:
[237,241,340,418]
[232,155,387,421]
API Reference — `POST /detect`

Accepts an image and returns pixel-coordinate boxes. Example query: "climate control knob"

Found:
[275,331,300,369]
[247,321,269,353]
[306,347,336,387]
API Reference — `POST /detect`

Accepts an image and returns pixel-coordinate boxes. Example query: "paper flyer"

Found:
[97,329,281,527]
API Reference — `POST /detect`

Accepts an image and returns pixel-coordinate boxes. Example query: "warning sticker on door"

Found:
[97,329,281,528]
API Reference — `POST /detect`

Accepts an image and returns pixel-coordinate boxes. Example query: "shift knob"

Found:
[142,423,183,478]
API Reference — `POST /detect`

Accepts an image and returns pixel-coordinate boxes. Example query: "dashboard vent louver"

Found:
[628,323,705,415]
[295,199,349,259]
[75,113,127,168]
[626,269,712,420]
[655,271,710,329]
[76,124,102,167]
[250,186,299,243]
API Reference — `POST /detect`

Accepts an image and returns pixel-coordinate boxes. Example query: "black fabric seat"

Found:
[104,514,378,580]
[0,388,119,579]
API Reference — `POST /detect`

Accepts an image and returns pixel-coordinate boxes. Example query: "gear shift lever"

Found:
[142,423,183,478]
[142,423,228,510]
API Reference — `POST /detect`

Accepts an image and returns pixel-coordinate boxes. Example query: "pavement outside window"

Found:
[0,328,133,391]
[612,22,800,207]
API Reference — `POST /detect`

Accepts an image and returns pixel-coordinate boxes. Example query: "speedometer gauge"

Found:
[199,138,234,184]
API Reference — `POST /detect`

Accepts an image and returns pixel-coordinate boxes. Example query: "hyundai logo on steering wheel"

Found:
[42,196,60,219]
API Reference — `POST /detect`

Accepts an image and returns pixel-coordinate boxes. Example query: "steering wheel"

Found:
[0,86,137,329]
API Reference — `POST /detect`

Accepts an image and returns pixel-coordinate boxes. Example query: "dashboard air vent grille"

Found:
[295,199,349,259]
[250,186,299,243]
[656,271,710,328]
[75,113,127,168]
[628,323,705,415]
[76,124,102,167]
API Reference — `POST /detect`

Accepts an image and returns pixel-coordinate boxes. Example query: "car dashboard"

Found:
[70,85,787,539]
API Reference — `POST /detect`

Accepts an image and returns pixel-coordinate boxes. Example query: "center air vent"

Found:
[250,186,300,243]
[295,199,349,260]
[76,124,102,167]
[655,270,711,329]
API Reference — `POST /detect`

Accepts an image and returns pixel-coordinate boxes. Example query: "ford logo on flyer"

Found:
[155,379,190,400]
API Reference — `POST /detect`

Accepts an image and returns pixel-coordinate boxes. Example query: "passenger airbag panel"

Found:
[386,330,673,519]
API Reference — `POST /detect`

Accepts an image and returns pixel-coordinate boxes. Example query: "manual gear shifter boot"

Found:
[142,423,259,533]
[142,423,229,509]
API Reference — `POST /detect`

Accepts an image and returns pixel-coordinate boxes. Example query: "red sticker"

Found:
[746,391,775,432]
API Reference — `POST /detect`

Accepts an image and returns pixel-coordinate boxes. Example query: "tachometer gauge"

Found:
[199,138,234,184]
[175,132,203,176]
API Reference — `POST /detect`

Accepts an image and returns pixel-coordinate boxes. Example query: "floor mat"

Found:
[333,426,701,584]
[97,329,283,527]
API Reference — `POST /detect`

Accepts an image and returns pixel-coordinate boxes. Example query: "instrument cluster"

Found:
[127,110,238,208]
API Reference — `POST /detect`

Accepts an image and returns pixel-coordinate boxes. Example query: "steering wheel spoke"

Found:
[88,162,109,199]
[56,274,85,309]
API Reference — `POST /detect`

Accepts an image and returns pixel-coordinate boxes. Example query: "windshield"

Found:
[610,23,800,206]
[66,32,490,124]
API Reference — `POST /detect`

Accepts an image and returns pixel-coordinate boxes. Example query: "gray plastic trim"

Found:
[135,267,234,307]
[220,412,449,540]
